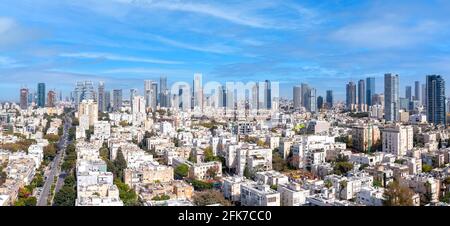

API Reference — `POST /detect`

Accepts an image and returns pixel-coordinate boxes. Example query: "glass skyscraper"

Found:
[37,83,46,108]
[326,90,333,109]
[384,73,399,122]
[366,77,375,106]
[426,75,446,125]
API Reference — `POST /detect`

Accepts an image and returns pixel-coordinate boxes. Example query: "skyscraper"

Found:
[37,83,46,108]
[414,81,420,101]
[20,88,29,110]
[346,81,357,111]
[317,96,323,110]
[113,89,123,111]
[47,90,56,107]
[264,80,272,109]
[426,75,446,125]
[130,88,138,107]
[366,77,375,106]
[104,90,111,112]
[144,80,158,110]
[74,81,95,106]
[384,73,399,122]
[309,88,316,113]
[358,79,365,111]
[326,90,333,109]
[405,86,412,101]
[293,86,302,110]
[193,73,204,110]
[422,84,427,107]
[98,81,105,112]
[301,83,310,111]
[160,75,169,108]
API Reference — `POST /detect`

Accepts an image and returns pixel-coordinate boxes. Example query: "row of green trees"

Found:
[102,146,140,206]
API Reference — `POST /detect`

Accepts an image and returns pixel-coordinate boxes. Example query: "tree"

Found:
[44,134,60,143]
[193,190,231,206]
[373,179,383,188]
[272,150,287,172]
[99,146,110,161]
[111,149,127,181]
[119,121,129,127]
[204,146,220,162]
[383,181,415,206]
[53,175,76,206]
[174,164,189,178]
[0,167,6,186]
[152,194,171,201]
[190,179,214,191]
[44,144,57,160]
[115,179,139,206]
[324,179,333,189]
[206,166,219,179]
[422,164,433,173]
[333,162,353,175]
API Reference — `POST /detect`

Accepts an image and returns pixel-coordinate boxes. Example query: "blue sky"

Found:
[1,0,450,101]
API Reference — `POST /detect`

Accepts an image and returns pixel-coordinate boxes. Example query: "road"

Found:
[37,115,72,206]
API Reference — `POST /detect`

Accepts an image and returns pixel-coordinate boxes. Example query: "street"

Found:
[37,115,72,206]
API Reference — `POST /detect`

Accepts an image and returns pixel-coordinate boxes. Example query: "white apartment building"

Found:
[356,187,384,206]
[255,170,289,186]
[222,176,250,202]
[240,183,280,206]
[382,125,413,156]
[93,121,111,141]
[278,182,310,206]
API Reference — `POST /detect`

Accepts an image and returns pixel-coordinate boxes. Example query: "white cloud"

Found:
[332,18,442,48]
[59,52,183,64]
[0,56,23,68]
[0,17,41,49]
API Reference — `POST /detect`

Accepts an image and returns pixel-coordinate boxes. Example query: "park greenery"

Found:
[383,181,415,206]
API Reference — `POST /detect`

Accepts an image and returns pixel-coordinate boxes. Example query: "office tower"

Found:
[421,84,427,107]
[293,86,302,110]
[309,88,316,112]
[384,73,399,122]
[104,90,111,112]
[98,81,105,112]
[251,83,259,110]
[37,83,46,108]
[405,86,412,101]
[366,77,375,106]
[264,80,272,109]
[193,73,204,110]
[112,89,123,111]
[220,85,228,108]
[160,75,169,108]
[78,99,98,130]
[382,125,413,156]
[130,88,138,107]
[301,83,310,110]
[20,88,29,110]
[399,97,410,110]
[414,81,420,101]
[74,81,95,106]
[426,75,446,125]
[144,80,158,110]
[326,90,333,109]
[47,90,56,107]
[28,92,34,105]
[346,81,357,111]
[358,79,365,111]
[317,96,323,110]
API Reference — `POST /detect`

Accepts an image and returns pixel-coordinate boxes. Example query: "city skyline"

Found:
[2,0,450,101]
